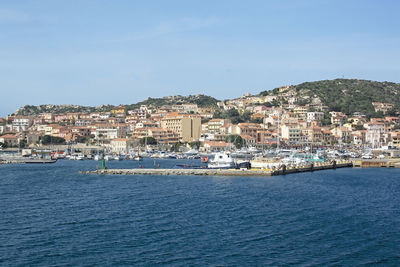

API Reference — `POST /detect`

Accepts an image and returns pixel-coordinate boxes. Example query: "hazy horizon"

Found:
[1,0,400,116]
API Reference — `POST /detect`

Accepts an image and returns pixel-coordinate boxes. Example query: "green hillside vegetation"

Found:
[126,94,219,110]
[15,104,114,116]
[260,79,400,117]
[14,95,218,115]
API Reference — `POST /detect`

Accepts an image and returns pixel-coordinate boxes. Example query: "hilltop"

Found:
[125,94,219,110]
[259,79,400,116]
[12,94,219,116]
[11,79,400,117]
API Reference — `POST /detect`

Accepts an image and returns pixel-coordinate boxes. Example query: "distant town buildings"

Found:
[1,88,400,152]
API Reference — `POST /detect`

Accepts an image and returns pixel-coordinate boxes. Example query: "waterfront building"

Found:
[281,124,302,144]
[110,138,134,154]
[0,134,19,147]
[146,127,179,144]
[161,112,201,142]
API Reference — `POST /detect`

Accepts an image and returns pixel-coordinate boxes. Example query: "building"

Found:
[207,119,231,134]
[111,106,127,116]
[281,124,302,144]
[110,138,134,154]
[202,141,232,152]
[365,122,386,148]
[12,116,33,132]
[94,124,127,141]
[0,134,19,147]
[391,131,400,148]
[147,128,180,144]
[307,112,324,122]
[161,112,201,142]
[372,102,394,114]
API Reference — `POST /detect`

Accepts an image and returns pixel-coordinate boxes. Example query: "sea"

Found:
[1,159,400,266]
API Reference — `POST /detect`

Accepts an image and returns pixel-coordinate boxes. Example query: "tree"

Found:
[76,136,89,144]
[19,140,27,149]
[140,136,157,145]
[189,141,201,149]
[226,134,245,149]
[250,118,263,124]
[41,135,66,145]
[0,142,6,148]
[170,142,181,152]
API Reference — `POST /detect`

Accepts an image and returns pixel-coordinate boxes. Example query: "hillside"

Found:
[13,95,219,115]
[14,104,114,116]
[125,94,219,110]
[260,79,400,116]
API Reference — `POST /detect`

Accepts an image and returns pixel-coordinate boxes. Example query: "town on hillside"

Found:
[1,86,399,158]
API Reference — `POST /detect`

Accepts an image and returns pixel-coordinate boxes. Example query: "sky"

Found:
[1,0,400,116]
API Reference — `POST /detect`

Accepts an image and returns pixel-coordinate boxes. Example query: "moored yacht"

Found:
[207,152,235,169]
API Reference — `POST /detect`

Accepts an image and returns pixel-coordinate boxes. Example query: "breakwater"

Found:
[81,161,353,176]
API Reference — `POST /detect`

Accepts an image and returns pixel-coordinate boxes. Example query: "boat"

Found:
[114,155,123,161]
[201,156,209,163]
[94,154,103,161]
[184,149,199,156]
[104,155,113,161]
[207,152,235,169]
[250,156,282,169]
[133,155,143,161]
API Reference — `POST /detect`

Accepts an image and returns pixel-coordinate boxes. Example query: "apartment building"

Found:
[161,112,201,142]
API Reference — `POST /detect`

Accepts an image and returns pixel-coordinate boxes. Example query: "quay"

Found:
[81,168,273,176]
[0,159,57,164]
[80,161,354,177]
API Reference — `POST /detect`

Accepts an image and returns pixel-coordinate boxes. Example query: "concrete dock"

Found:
[82,168,273,176]
[81,161,354,177]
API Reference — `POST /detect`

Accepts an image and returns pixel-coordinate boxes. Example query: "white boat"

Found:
[250,156,282,169]
[69,153,85,160]
[94,154,103,161]
[133,155,143,161]
[184,149,199,156]
[114,155,123,161]
[104,155,113,161]
[207,152,235,169]
[281,154,306,166]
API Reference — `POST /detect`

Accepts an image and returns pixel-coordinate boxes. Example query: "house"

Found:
[0,134,19,147]
[202,141,232,152]
[372,102,394,114]
[111,106,127,116]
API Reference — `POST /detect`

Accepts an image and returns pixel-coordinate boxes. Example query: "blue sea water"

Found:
[1,159,400,266]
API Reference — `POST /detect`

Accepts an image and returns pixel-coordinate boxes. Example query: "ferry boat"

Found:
[207,152,235,169]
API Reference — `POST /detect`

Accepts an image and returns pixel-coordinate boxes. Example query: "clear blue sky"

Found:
[1,0,400,116]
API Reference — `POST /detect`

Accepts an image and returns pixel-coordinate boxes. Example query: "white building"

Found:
[281,124,302,144]
[307,112,324,122]
[110,138,133,154]
[94,125,127,140]
[12,117,33,132]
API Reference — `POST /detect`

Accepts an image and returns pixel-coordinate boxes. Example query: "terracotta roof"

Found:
[0,134,18,139]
